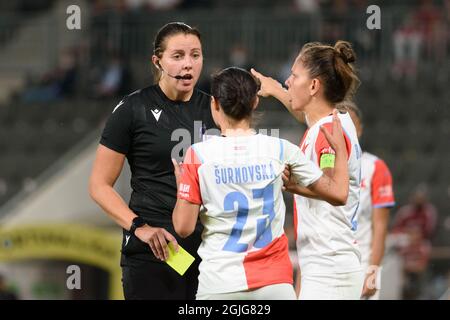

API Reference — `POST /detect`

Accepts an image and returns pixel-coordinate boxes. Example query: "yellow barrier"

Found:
[0,224,123,299]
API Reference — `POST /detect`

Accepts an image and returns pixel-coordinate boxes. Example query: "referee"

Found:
[89,22,216,299]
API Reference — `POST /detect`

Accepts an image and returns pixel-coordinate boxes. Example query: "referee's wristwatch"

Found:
[129,216,146,236]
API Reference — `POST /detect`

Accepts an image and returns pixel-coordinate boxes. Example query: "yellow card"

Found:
[165,242,195,276]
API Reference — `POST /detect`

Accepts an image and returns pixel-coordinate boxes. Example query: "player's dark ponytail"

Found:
[211,67,260,122]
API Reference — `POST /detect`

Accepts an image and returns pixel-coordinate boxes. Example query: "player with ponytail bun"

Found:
[252,41,364,300]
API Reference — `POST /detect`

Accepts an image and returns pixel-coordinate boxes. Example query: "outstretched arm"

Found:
[251,68,305,123]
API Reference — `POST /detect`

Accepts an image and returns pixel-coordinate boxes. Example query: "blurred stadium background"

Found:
[0,0,448,299]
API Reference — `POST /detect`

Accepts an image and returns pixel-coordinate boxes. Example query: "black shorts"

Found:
[120,227,202,300]
[121,254,201,300]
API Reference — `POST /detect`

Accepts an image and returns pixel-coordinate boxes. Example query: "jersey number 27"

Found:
[223,184,275,253]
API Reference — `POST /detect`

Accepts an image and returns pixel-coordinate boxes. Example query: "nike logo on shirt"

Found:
[125,235,130,246]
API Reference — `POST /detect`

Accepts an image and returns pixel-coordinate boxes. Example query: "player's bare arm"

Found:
[361,207,390,298]
[171,158,202,238]
[285,111,349,205]
[173,199,201,238]
[251,68,305,123]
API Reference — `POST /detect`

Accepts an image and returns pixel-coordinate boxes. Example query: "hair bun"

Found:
[334,40,356,64]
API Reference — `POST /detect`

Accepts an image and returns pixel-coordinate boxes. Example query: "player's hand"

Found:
[251,68,283,98]
[172,158,182,190]
[135,225,179,261]
[361,270,378,298]
[282,164,297,193]
[320,109,347,156]
[282,164,291,191]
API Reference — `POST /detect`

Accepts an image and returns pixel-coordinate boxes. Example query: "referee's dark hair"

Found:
[152,22,202,82]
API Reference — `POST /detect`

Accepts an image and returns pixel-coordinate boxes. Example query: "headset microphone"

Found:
[156,62,192,80]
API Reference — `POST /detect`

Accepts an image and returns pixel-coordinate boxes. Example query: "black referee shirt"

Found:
[100,84,216,230]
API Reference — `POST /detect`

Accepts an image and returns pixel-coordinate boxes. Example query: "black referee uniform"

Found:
[100,84,216,299]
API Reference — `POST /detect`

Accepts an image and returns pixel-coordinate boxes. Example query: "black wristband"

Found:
[129,216,146,236]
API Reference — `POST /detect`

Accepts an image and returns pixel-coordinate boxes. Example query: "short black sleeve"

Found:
[100,99,134,154]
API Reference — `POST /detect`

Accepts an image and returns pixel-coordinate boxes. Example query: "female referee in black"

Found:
[89,22,216,299]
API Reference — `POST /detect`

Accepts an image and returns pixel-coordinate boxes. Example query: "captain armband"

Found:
[320,153,335,169]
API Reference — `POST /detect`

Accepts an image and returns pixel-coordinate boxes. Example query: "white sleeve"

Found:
[283,139,323,187]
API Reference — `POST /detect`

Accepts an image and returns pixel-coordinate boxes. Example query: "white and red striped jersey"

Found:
[178,133,323,295]
[355,152,395,265]
[294,111,362,275]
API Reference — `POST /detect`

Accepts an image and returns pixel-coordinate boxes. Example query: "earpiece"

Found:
[154,61,189,80]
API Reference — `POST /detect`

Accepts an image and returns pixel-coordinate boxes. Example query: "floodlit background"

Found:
[0,0,449,299]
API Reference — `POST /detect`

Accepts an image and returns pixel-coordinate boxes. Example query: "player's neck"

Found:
[158,81,193,102]
[220,120,255,137]
[304,101,335,127]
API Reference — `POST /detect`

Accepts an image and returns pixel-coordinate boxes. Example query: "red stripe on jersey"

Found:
[371,159,395,206]
[314,122,351,166]
[293,197,298,241]
[243,234,293,289]
[177,147,202,204]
